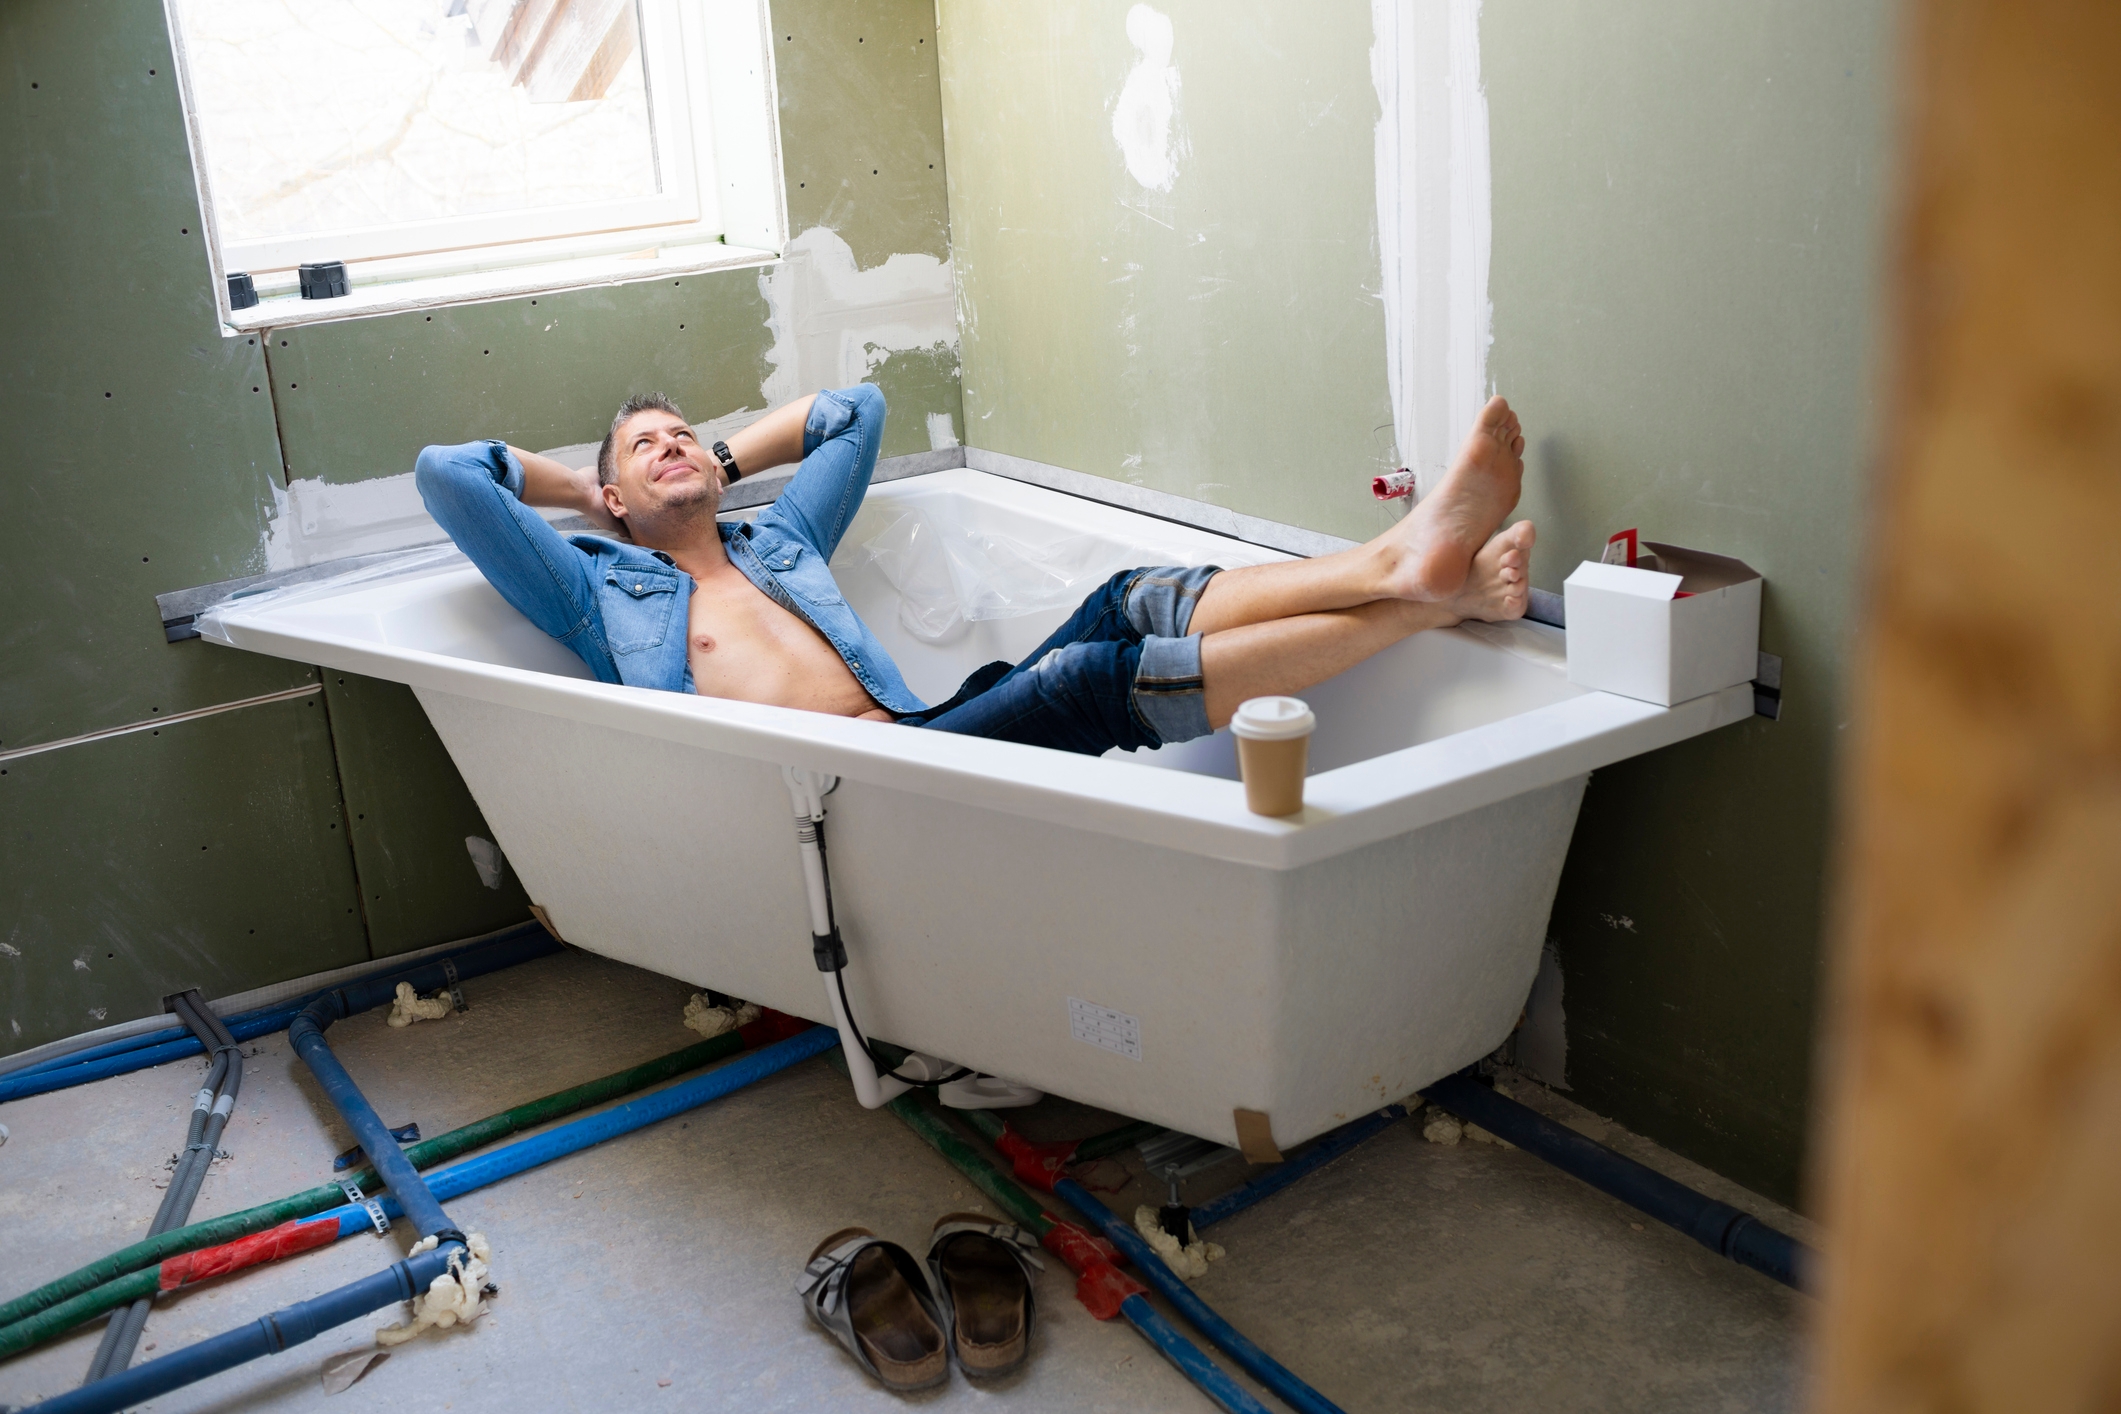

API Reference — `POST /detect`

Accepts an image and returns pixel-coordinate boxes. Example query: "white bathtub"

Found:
[200,468,1751,1149]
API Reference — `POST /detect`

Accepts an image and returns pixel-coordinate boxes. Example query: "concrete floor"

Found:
[0,948,1816,1413]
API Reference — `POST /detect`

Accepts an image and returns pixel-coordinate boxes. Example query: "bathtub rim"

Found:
[198,593,1751,870]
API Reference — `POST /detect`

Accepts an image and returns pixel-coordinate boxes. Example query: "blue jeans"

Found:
[901,566,1222,755]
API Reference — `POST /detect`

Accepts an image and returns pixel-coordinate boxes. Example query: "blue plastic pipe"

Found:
[1119,1293,1275,1414]
[4,923,558,1085]
[289,1006,454,1240]
[1052,1176,1348,1414]
[1191,1105,1408,1233]
[0,927,559,1105]
[1421,1072,1810,1290]
[3,1028,193,1081]
[24,1246,463,1414]
[20,1026,840,1414]
[309,1025,841,1238]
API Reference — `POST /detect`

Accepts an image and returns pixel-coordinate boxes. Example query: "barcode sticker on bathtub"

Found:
[1069,997,1141,1061]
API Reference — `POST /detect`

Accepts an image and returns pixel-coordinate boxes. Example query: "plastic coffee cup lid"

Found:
[1230,696,1315,741]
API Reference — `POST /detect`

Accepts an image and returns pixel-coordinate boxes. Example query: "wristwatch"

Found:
[711,440,742,483]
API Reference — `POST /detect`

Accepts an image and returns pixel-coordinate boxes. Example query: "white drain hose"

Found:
[782,767,954,1109]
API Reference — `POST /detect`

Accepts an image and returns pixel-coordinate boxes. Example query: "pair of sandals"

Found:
[797,1214,1044,1391]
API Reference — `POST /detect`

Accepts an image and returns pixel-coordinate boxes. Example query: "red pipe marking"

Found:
[993,1122,1078,1193]
[1373,469,1417,501]
[1040,1219,1144,1321]
[158,1217,339,1291]
[737,1009,812,1047]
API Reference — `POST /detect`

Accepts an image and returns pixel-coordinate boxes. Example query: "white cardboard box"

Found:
[1563,542,1762,706]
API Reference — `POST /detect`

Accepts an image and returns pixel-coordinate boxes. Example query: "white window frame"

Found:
[166,0,788,334]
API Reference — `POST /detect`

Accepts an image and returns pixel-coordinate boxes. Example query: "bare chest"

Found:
[685,574,880,717]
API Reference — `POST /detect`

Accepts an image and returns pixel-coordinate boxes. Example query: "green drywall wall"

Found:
[262,278,775,485]
[1,0,966,1056]
[937,0,1400,542]
[321,674,531,958]
[0,5,312,749]
[0,0,379,1056]
[1485,0,1892,1204]
[0,692,369,1054]
[937,0,1890,1203]
[778,2,952,268]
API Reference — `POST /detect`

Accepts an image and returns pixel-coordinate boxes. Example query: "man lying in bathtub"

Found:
[415,385,1533,754]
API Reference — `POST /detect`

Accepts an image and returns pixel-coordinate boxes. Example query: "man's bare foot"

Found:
[1376,396,1527,602]
[1443,521,1536,622]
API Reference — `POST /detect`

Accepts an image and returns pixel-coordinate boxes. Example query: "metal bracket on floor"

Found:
[440,957,468,1013]
[339,1179,390,1236]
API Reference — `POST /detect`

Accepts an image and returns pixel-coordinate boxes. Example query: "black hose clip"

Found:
[812,929,847,972]
[428,1228,471,1258]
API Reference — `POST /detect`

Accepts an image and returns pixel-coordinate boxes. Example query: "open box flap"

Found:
[1641,542,1760,594]
[1564,559,1683,601]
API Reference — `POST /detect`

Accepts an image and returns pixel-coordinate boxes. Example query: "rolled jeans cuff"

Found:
[1123,564,1221,640]
[1132,633,1211,745]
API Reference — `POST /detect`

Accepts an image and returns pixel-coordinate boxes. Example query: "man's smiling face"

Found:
[601,409,725,531]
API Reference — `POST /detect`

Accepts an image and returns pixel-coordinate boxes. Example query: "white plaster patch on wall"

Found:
[1371,0,1493,496]
[926,411,960,450]
[260,470,583,571]
[1112,5,1185,192]
[759,226,959,407]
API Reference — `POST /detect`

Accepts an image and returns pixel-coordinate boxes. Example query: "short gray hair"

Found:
[598,392,687,486]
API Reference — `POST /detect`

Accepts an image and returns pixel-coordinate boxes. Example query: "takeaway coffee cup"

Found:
[1230,696,1316,817]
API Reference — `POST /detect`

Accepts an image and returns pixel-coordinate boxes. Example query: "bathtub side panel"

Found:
[416,688,1293,1135]
[1262,777,1590,1141]
[414,688,1586,1148]
[814,771,1288,1135]
[413,691,834,1015]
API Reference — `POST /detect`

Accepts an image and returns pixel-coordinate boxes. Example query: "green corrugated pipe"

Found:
[0,1030,747,1357]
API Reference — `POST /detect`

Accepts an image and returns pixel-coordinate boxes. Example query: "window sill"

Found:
[223,239,780,334]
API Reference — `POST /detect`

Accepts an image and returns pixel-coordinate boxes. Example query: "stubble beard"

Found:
[629,473,722,545]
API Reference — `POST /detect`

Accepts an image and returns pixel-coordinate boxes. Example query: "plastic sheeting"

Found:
[836,505,1158,644]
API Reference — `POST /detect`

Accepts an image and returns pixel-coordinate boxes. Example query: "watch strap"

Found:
[711,440,742,483]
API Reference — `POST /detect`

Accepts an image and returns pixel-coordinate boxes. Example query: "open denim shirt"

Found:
[414,383,928,714]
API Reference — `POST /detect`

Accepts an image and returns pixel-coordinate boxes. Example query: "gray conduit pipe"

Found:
[82,994,243,1383]
[82,996,239,1380]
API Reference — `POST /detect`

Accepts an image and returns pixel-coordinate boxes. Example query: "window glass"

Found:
[174,0,661,242]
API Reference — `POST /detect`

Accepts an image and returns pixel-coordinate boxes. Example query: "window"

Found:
[167,0,786,330]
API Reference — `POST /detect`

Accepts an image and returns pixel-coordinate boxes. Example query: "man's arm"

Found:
[414,441,619,682]
[752,386,886,559]
[508,445,628,539]
[718,394,815,482]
